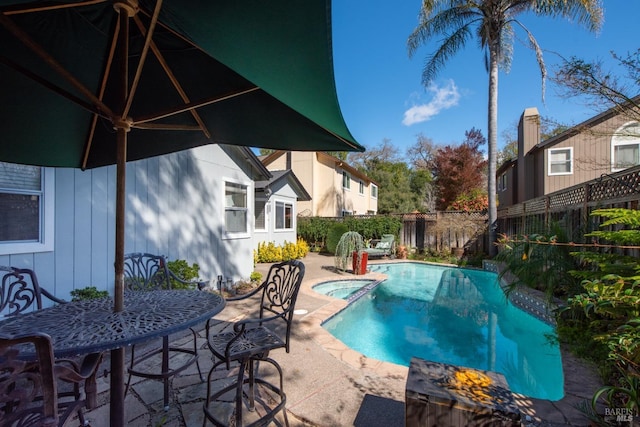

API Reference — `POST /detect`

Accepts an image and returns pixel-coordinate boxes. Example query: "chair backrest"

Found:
[380,234,395,245]
[258,260,305,352]
[1,266,45,316]
[123,253,172,291]
[0,332,59,427]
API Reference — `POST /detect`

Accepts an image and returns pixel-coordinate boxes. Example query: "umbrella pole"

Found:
[111,2,135,425]
[110,125,127,427]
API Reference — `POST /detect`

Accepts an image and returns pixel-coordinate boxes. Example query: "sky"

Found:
[330,1,639,158]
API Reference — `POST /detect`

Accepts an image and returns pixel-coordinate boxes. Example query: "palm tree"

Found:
[407,0,603,256]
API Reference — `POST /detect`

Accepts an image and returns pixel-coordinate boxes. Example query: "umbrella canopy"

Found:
[0,1,362,424]
[0,0,363,169]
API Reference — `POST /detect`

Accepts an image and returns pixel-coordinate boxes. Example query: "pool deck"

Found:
[81,252,604,426]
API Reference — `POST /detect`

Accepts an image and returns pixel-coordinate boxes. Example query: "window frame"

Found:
[342,171,351,190]
[0,165,54,255]
[547,147,573,176]
[498,173,507,192]
[371,184,378,199]
[274,200,294,231]
[358,180,364,195]
[223,178,251,239]
[611,122,640,172]
[254,197,267,232]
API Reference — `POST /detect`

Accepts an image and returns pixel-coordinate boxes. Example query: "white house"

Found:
[0,144,269,302]
[254,170,310,249]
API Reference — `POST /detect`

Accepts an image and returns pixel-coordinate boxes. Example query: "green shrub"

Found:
[326,223,348,254]
[166,259,200,290]
[297,215,402,251]
[70,286,109,301]
[254,239,308,263]
[250,271,263,283]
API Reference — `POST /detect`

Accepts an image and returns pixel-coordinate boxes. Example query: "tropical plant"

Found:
[495,222,580,300]
[407,0,603,256]
[334,231,365,272]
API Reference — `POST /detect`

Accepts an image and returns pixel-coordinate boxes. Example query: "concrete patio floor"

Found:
[77,252,603,427]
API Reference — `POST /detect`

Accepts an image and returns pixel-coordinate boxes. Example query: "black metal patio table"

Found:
[0,289,225,425]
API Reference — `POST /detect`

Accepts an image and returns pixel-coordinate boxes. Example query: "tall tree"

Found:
[553,49,640,122]
[407,0,603,256]
[431,128,487,210]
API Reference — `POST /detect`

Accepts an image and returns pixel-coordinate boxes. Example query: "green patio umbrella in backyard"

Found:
[0,0,363,424]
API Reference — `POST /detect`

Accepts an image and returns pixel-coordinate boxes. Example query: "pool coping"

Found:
[297,257,604,426]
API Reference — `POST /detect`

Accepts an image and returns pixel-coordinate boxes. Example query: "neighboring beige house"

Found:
[261,151,378,217]
[498,104,640,208]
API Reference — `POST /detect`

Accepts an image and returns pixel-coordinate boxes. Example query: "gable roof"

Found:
[254,169,311,201]
[531,95,640,153]
[261,150,377,185]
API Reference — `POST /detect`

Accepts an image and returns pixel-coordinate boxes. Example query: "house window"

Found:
[342,171,351,190]
[275,201,293,230]
[498,173,507,192]
[611,122,640,172]
[0,162,54,255]
[342,210,353,217]
[548,147,573,175]
[359,180,364,195]
[371,184,378,198]
[224,181,248,234]
[254,199,266,231]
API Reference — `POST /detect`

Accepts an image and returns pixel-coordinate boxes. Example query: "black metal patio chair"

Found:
[0,331,102,427]
[123,252,207,410]
[202,259,305,427]
[0,266,66,316]
[0,267,104,425]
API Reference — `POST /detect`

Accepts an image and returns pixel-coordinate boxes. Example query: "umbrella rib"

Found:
[0,54,107,120]
[132,15,212,138]
[123,0,162,119]
[82,16,121,170]
[2,0,107,15]
[134,123,203,131]
[0,12,115,119]
[133,86,260,125]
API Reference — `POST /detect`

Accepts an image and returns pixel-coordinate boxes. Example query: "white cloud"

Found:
[402,80,460,126]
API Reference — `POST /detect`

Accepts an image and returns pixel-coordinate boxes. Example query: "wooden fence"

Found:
[497,165,640,241]
[400,211,488,255]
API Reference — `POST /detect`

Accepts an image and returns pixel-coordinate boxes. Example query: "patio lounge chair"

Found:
[364,234,395,258]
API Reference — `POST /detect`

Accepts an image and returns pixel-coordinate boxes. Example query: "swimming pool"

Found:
[321,262,564,401]
[312,279,377,300]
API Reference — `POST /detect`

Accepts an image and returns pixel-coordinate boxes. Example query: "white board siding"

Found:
[0,145,255,301]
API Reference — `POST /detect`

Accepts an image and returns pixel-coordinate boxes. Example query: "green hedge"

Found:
[297,215,402,252]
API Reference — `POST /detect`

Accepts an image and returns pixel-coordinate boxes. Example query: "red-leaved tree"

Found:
[432,128,487,210]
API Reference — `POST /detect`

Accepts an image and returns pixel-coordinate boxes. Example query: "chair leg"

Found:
[190,327,204,382]
[162,336,170,411]
[124,345,136,398]
[247,360,256,411]
[234,359,248,426]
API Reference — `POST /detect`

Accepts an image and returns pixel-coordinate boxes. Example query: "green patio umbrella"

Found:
[0,1,362,424]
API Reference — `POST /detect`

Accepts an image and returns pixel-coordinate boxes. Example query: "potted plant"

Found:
[334,231,364,272]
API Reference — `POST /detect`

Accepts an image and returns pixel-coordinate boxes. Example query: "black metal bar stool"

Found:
[203,260,305,427]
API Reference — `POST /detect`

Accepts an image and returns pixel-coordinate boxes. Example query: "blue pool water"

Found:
[312,279,376,300]
[321,262,564,401]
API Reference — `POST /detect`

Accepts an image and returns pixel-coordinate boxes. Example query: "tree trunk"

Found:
[487,43,499,257]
